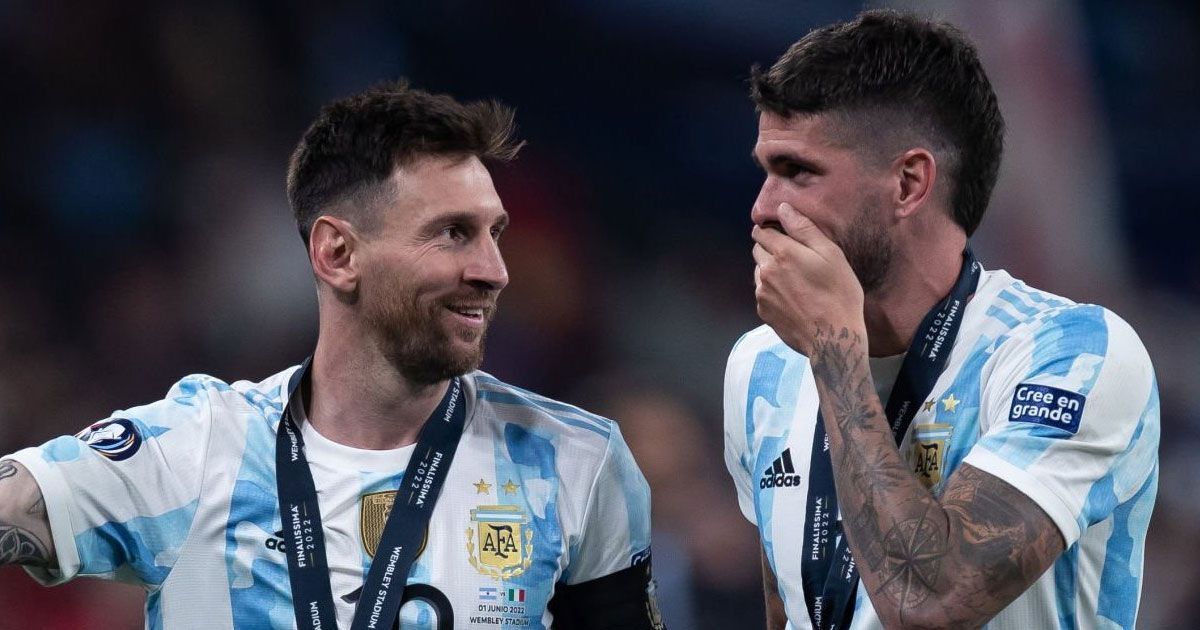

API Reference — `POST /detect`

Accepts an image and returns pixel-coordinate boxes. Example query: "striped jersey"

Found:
[7,367,651,629]
[723,267,1159,630]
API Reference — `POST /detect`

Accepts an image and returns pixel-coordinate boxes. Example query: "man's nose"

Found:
[750,178,781,226]
[464,238,509,291]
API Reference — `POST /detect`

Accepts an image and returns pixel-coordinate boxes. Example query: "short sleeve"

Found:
[563,424,652,585]
[4,375,217,587]
[962,305,1159,546]
[723,332,758,524]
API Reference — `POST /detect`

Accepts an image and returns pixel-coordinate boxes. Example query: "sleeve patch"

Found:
[1009,384,1086,434]
[75,418,144,461]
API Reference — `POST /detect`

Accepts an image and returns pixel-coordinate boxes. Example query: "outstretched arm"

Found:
[0,459,55,568]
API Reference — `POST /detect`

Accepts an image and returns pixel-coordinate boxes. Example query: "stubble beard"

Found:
[838,199,895,295]
[364,279,493,386]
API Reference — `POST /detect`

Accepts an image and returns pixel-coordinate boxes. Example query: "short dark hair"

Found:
[750,10,1003,236]
[287,80,524,245]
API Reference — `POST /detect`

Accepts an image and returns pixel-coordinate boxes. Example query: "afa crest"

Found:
[912,423,954,489]
[466,505,534,579]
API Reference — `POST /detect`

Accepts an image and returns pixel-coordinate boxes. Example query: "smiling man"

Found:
[724,10,1158,630]
[0,81,661,630]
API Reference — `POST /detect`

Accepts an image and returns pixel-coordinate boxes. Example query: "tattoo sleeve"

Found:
[0,460,55,568]
[807,325,1064,629]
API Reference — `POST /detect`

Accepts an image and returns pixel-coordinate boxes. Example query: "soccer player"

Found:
[0,82,663,630]
[724,10,1158,630]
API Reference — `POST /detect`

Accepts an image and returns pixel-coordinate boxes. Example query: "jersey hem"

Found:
[963,447,1081,545]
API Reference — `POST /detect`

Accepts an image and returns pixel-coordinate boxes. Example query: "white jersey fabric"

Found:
[7,368,651,629]
[724,267,1159,630]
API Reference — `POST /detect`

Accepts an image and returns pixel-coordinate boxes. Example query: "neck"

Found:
[863,232,967,357]
[306,316,449,450]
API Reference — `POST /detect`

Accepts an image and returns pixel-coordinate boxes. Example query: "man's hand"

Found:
[0,459,55,567]
[751,202,865,356]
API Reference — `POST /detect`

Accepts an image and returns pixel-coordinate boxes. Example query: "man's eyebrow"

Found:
[421,210,510,229]
[752,150,824,175]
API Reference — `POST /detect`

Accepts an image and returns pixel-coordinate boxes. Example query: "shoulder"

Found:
[224,365,301,420]
[724,324,807,387]
[976,278,1156,438]
[112,365,300,434]
[723,324,811,409]
[468,371,618,458]
[972,271,1149,374]
[728,324,786,364]
[990,290,1149,379]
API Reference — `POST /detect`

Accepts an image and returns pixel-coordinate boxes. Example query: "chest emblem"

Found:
[359,490,428,558]
[466,504,534,579]
[911,423,954,489]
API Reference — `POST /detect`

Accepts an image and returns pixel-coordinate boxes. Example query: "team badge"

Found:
[912,423,954,488]
[466,505,533,579]
[75,418,143,461]
[359,490,427,558]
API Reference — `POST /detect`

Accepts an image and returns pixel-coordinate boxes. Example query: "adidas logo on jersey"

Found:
[760,449,802,489]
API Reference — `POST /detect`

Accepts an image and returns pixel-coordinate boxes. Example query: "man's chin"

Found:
[396,351,481,385]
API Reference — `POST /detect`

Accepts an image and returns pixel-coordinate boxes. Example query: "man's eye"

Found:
[444,225,466,240]
[782,163,811,179]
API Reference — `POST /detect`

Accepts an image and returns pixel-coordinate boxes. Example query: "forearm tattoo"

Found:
[807,325,1061,627]
[0,460,53,567]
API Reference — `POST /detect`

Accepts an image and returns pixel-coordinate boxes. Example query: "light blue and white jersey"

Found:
[7,368,651,629]
[723,267,1159,630]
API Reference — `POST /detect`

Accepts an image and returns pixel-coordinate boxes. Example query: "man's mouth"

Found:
[446,304,489,324]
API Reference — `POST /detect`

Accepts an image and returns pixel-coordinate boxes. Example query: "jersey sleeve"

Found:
[3,375,217,587]
[962,305,1160,546]
[723,332,758,524]
[562,423,652,585]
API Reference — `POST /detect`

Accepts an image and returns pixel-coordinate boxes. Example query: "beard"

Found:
[837,199,895,295]
[362,274,495,386]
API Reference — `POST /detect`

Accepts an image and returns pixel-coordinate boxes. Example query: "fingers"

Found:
[752,242,771,267]
[776,203,835,251]
[751,224,792,255]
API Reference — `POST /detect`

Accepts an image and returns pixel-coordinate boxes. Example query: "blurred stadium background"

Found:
[1,1,1197,628]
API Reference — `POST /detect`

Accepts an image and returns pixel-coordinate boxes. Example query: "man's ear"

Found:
[891,148,937,219]
[309,215,361,294]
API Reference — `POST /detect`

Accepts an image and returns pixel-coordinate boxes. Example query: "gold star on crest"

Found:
[473,479,492,494]
[502,479,520,494]
[923,400,935,412]
[941,393,960,413]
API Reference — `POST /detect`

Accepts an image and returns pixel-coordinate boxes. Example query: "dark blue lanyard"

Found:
[801,250,980,630]
[276,360,468,630]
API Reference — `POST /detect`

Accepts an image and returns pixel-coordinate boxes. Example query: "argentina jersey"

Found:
[723,267,1159,630]
[6,367,651,629]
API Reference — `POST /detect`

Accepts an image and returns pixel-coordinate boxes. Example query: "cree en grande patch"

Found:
[1008,383,1086,434]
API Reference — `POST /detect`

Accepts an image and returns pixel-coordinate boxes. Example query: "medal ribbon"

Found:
[276,360,468,630]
